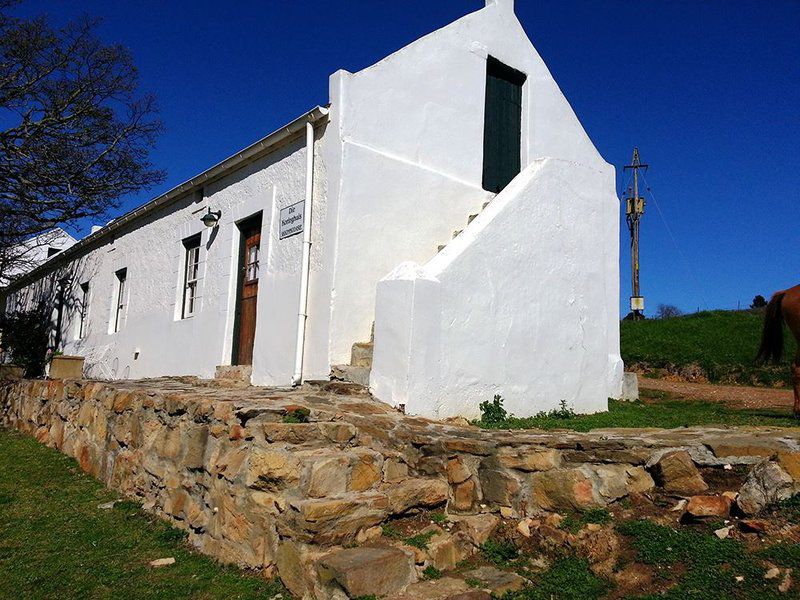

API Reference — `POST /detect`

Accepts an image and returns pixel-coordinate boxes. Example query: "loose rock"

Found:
[737,460,797,515]
[650,450,708,495]
[685,495,732,519]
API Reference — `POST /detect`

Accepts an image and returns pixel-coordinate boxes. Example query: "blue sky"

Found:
[13,1,800,315]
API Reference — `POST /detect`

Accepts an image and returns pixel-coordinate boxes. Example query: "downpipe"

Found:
[291,121,316,386]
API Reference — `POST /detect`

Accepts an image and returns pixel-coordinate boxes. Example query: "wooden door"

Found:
[234,218,261,365]
[482,57,526,193]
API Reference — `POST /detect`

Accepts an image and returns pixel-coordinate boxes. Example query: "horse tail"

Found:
[757,292,786,364]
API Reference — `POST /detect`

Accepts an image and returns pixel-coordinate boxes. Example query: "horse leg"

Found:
[793,358,800,418]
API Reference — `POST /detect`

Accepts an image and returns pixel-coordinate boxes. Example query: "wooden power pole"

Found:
[624,148,648,320]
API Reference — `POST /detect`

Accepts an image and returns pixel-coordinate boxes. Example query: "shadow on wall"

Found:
[2,255,92,377]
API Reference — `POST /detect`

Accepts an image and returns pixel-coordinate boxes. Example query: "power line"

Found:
[640,170,710,310]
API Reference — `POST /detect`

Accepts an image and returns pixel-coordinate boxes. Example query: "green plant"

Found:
[422,565,442,580]
[465,578,483,588]
[0,304,52,378]
[0,428,288,599]
[479,394,508,425]
[477,397,799,431]
[534,399,575,420]
[500,557,611,600]
[282,407,310,423]
[769,493,800,523]
[620,309,797,387]
[430,512,447,525]
[405,530,436,550]
[558,508,611,533]
[381,524,401,539]
[479,538,519,566]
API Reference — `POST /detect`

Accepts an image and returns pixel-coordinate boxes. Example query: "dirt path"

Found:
[638,377,795,410]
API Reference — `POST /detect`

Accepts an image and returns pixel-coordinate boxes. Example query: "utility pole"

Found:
[624,148,648,320]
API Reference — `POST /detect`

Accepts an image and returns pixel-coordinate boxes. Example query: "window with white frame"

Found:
[113,268,127,333]
[182,234,201,318]
[78,281,90,338]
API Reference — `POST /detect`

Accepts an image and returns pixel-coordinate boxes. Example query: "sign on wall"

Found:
[279,200,304,240]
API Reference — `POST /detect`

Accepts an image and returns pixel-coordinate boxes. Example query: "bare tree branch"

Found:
[0,4,165,284]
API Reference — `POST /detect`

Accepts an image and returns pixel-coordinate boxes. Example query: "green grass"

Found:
[422,565,442,580]
[404,530,437,550]
[0,428,287,599]
[477,396,799,431]
[559,508,612,534]
[621,309,796,386]
[479,538,520,567]
[500,557,611,600]
[618,519,798,600]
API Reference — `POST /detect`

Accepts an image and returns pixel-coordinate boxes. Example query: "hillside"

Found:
[620,309,797,387]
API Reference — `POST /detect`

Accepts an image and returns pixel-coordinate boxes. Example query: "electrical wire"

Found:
[640,171,710,310]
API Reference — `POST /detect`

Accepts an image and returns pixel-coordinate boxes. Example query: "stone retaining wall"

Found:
[2,378,800,599]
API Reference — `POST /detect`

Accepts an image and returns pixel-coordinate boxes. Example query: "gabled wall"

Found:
[327,0,613,364]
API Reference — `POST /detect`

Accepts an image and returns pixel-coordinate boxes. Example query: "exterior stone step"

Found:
[351,342,374,368]
[331,364,370,386]
[214,365,252,385]
[468,213,478,224]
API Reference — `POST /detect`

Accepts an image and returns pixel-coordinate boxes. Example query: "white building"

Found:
[4,0,623,419]
[1,228,77,288]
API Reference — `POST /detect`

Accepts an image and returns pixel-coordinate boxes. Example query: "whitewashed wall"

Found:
[370,159,622,419]
[326,0,611,365]
[6,128,331,384]
[350,0,622,417]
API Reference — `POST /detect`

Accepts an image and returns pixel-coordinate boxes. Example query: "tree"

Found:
[656,303,682,319]
[751,295,768,309]
[0,1,164,284]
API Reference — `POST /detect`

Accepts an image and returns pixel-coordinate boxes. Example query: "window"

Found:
[47,247,61,257]
[245,242,259,282]
[113,268,127,333]
[78,281,90,338]
[482,57,527,193]
[182,234,202,318]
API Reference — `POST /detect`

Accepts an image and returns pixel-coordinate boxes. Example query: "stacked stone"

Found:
[2,378,800,599]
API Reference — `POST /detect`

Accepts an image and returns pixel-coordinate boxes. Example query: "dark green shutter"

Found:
[482,57,526,193]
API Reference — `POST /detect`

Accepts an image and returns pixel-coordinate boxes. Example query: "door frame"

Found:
[231,212,263,365]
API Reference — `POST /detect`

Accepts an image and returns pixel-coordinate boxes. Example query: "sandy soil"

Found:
[638,377,796,410]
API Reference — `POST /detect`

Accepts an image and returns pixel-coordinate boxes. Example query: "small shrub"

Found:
[282,407,310,423]
[465,577,482,588]
[770,493,800,523]
[656,304,683,319]
[0,304,52,378]
[558,508,611,533]
[430,512,447,525]
[534,400,575,420]
[405,531,436,550]
[381,524,401,539]
[422,565,442,580]
[479,394,508,425]
[479,538,518,566]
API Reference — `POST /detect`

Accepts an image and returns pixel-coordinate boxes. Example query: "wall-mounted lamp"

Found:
[201,207,222,228]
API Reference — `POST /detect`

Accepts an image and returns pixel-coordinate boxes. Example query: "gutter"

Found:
[7,105,330,291]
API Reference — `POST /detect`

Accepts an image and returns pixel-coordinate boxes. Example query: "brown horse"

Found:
[757,285,800,417]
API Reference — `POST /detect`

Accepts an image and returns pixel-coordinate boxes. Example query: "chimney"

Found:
[485,0,514,12]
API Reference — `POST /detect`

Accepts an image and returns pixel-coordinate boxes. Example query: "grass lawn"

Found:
[0,428,287,600]
[620,309,796,386]
[477,390,800,431]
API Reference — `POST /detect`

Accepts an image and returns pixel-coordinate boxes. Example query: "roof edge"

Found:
[6,105,329,292]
